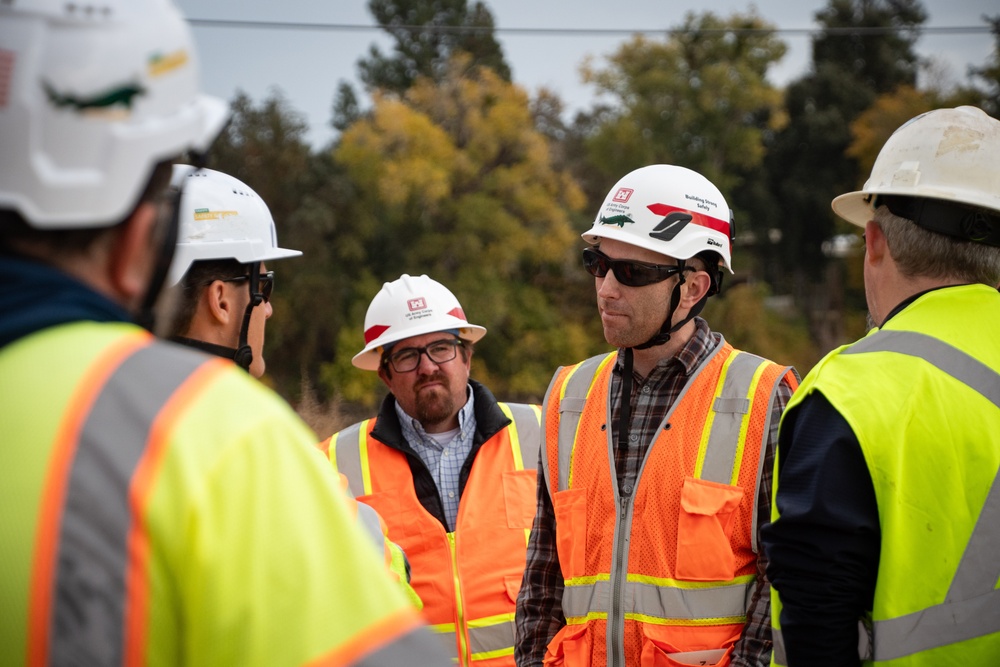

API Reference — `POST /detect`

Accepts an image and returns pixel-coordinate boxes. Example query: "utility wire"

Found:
[186,18,993,37]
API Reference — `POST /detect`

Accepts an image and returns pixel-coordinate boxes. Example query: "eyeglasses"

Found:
[582,247,686,287]
[220,271,275,303]
[383,338,463,373]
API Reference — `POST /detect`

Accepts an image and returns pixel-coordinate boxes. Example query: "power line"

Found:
[186,18,993,38]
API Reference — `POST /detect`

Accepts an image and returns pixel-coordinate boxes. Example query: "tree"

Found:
[965,15,1000,116]
[763,0,926,282]
[207,91,361,405]
[331,55,595,404]
[358,0,510,94]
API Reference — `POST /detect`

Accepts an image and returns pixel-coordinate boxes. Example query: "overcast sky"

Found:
[174,0,998,147]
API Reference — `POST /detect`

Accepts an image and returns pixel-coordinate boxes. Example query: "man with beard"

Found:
[320,274,542,667]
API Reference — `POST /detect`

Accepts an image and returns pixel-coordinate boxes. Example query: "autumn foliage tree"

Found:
[328,55,595,406]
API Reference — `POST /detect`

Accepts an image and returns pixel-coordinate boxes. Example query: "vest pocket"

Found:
[675,477,744,581]
[552,486,588,578]
[502,469,538,528]
[543,622,592,666]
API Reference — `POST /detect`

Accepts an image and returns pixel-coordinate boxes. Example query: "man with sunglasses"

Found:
[515,164,798,667]
[166,166,295,379]
[0,1,450,664]
[321,274,542,666]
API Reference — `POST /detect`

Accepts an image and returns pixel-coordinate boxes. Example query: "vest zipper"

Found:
[610,490,632,667]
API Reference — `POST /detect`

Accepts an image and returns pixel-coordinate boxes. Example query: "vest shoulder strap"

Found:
[497,402,542,471]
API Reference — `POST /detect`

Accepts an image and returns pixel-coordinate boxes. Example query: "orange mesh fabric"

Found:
[543,345,790,667]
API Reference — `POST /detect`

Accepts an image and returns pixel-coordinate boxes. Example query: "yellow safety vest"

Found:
[771,284,1000,665]
[0,321,437,666]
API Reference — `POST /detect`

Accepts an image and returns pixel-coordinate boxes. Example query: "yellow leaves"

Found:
[336,95,458,213]
[848,86,937,178]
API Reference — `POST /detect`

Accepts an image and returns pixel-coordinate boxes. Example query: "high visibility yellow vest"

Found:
[0,321,433,666]
[543,342,795,667]
[771,284,1000,665]
[326,402,541,667]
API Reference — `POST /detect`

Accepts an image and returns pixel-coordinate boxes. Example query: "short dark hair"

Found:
[167,258,250,337]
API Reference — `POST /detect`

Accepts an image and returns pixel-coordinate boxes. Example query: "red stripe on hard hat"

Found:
[647,203,729,236]
[364,325,390,344]
[448,307,466,321]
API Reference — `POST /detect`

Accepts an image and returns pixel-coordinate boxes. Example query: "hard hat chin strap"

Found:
[633,261,709,351]
[232,260,263,372]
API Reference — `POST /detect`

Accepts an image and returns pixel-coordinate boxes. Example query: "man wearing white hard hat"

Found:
[320,274,542,666]
[0,1,448,664]
[515,165,799,667]
[763,106,1000,666]
[165,166,300,378]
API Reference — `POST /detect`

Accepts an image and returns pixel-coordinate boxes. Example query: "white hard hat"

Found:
[352,274,486,371]
[833,106,1000,228]
[584,164,735,272]
[0,0,229,228]
[167,166,302,285]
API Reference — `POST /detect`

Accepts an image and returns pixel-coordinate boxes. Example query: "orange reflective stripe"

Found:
[124,357,229,667]
[305,607,422,666]
[26,331,151,667]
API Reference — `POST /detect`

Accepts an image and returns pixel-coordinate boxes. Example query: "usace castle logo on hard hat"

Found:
[613,188,634,203]
[408,298,427,312]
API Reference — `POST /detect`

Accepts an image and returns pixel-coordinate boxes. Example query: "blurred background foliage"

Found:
[203,0,1000,436]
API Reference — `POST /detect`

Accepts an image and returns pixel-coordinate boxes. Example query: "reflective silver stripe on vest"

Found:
[700,351,764,485]
[468,619,516,658]
[501,402,542,470]
[356,501,386,546]
[562,578,752,621]
[333,421,367,496]
[843,329,1000,660]
[547,354,609,493]
[353,624,453,666]
[51,342,209,665]
[843,330,1000,409]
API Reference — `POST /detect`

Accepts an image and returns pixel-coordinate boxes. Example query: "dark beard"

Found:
[414,374,456,427]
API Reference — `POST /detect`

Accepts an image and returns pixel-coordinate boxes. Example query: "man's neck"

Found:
[629,319,696,378]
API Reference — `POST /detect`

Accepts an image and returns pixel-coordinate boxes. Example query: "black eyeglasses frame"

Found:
[382,338,463,373]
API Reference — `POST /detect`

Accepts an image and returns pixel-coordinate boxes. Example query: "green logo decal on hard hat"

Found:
[600,214,635,228]
[43,80,146,111]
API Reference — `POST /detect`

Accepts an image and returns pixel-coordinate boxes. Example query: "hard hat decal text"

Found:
[148,50,190,78]
[193,209,239,220]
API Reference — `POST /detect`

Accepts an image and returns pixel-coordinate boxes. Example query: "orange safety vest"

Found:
[542,342,795,667]
[324,402,540,667]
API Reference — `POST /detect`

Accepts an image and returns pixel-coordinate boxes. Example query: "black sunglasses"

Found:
[582,247,687,287]
[220,271,274,303]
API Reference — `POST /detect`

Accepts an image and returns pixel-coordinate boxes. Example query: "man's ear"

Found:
[680,269,712,308]
[865,220,886,266]
[108,202,159,304]
[205,280,237,325]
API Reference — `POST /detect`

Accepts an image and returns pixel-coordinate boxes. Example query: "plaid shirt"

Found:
[396,389,476,532]
[514,318,794,667]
